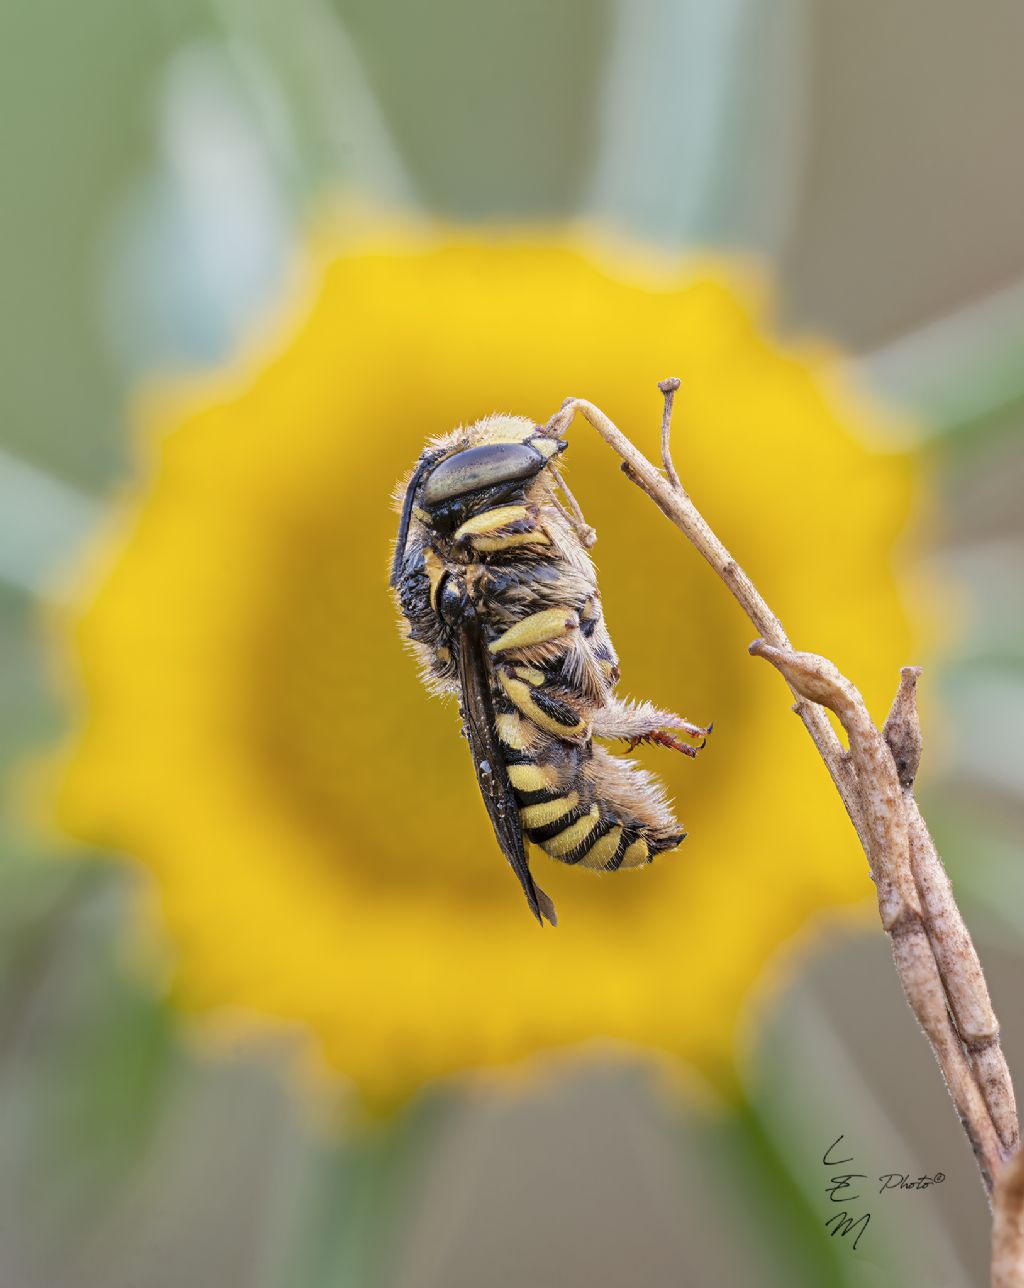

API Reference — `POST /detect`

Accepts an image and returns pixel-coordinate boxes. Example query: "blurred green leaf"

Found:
[210,0,418,207]
[0,868,178,1245]
[922,785,1024,945]
[745,952,981,1287]
[692,1097,858,1288]
[861,278,1024,449]
[0,452,98,595]
[279,1096,447,1288]
[0,0,214,489]
[583,0,809,253]
[0,584,59,769]
[335,0,613,218]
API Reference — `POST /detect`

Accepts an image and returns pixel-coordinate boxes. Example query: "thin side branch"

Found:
[546,382,1020,1276]
[657,377,683,492]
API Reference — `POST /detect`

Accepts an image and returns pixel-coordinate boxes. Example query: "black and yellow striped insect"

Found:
[390,414,708,925]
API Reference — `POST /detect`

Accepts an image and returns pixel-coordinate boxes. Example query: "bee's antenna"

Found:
[389,453,439,586]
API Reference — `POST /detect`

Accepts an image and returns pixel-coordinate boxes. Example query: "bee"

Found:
[390,414,708,925]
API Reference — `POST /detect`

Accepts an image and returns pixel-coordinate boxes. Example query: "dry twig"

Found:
[545,383,1020,1280]
[993,1146,1024,1288]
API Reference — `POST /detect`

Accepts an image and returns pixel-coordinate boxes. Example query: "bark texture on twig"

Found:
[994,1147,1024,1288]
[546,383,1020,1277]
[884,669,1018,1159]
[749,641,1009,1191]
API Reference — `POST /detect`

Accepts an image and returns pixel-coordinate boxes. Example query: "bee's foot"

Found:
[625,728,708,759]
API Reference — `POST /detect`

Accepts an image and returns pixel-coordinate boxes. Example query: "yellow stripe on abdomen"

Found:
[542,806,600,857]
[574,825,624,870]
[519,792,579,829]
[507,762,557,793]
[619,838,650,869]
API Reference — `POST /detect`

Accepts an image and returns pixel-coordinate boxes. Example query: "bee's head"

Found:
[390,417,566,585]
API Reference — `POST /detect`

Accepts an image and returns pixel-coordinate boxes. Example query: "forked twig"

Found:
[748,643,1013,1189]
[545,382,1020,1280]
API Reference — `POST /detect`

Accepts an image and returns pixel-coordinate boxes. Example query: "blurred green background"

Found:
[2,2,1023,1285]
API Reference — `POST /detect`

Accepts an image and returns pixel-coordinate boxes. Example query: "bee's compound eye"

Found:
[421,443,546,507]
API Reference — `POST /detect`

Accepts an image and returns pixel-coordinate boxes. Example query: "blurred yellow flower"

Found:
[56,218,917,1105]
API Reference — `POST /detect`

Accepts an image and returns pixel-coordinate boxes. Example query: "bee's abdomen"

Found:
[495,710,684,872]
[523,792,681,872]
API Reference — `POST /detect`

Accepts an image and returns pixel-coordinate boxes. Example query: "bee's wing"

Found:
[456,618,557,927]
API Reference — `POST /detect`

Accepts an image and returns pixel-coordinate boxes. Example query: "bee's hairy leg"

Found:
[592,699,711,757]
[671,717,712,740]
[624,728,708,759]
